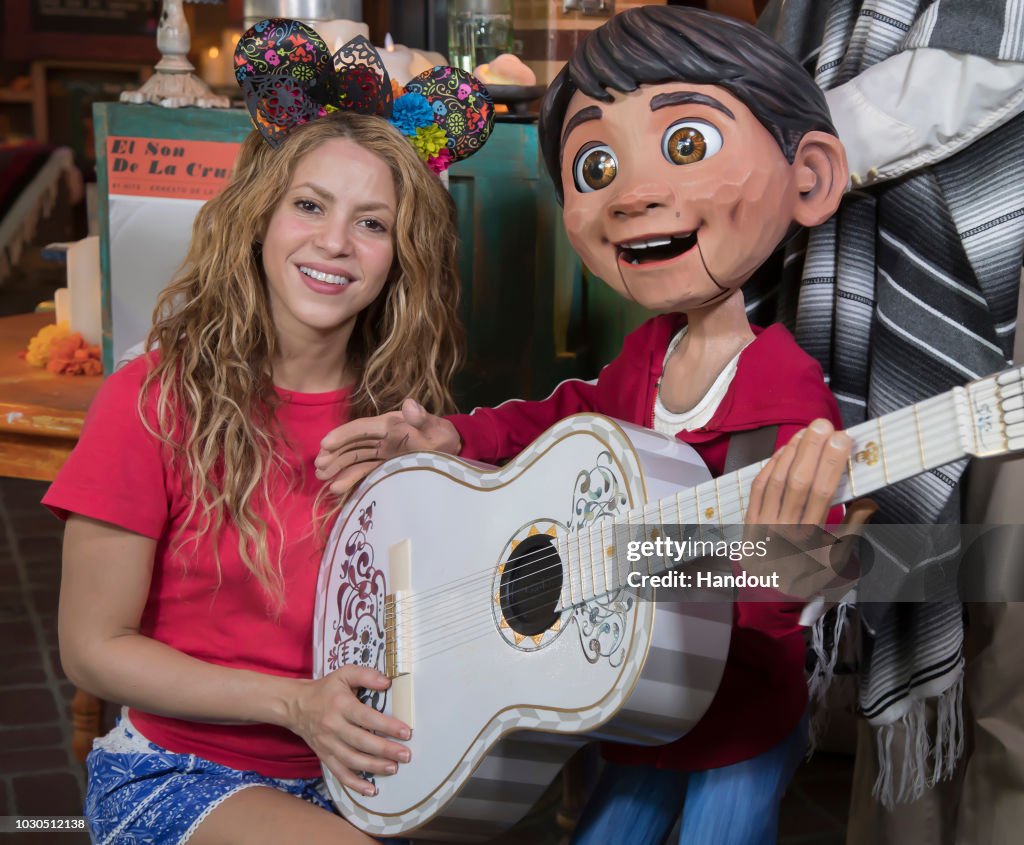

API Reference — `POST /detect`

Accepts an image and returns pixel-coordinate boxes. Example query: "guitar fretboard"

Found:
[555,366,1024,609]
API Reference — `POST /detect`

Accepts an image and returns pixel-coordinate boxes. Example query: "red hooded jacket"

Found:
[449,314,842,770]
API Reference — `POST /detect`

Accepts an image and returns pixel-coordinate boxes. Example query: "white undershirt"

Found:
[653,328,750,435]
[655,328,838,624]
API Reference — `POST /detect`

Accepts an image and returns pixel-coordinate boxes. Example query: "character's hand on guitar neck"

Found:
[288,666,411,797]
[316,398,461,497]
[743,418,861,599]
[746,418,852,526]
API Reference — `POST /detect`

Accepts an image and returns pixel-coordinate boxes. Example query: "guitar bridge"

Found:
[385,540,413,728]
[384,593,400,679]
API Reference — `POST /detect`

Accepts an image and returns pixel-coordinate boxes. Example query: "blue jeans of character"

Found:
[571,710,808,845]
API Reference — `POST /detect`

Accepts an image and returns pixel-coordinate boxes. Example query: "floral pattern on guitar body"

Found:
[327,502,388,714]
[570,451,633,667]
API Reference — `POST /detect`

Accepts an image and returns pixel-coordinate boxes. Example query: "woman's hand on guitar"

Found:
[746,418,852,527]
[287,666,411,797]
[316,398,462,497]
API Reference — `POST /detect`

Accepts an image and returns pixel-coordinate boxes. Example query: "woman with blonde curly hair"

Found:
[43,109,464,844]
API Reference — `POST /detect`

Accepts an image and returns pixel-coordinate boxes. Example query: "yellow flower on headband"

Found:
[412,124,448,161]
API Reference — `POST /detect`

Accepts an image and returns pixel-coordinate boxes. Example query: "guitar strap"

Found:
[722,425,778,476]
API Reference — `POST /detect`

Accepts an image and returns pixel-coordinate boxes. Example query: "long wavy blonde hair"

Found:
[141,113,463,602]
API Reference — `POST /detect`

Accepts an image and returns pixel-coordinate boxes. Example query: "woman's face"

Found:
[261,137,397,343]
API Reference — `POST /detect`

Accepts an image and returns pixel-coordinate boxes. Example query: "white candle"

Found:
[54,287,70,326]
[418,49,449,69]
[67,236,102,347]
[382,32,415,84]
[407,50,435,79]
[199,45,229,88]
[317,19,370,54]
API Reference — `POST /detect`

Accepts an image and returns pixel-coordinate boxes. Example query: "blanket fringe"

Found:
[805,604,965,808]
[809,602,849,700]
[806,601,850,753]
[933,670,965,786]
[870,674,965,809]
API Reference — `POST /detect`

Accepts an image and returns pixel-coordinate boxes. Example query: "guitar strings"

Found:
[322,379,1018,674]
[377,388,968,654]
[329,384,998,665]
[399,460,997,662]
[395,435,954,661]
[399,487,899,664]
[389,386,968,630]
[404,500,791,662]
[392,391,977,660]
[394,382,1019,663]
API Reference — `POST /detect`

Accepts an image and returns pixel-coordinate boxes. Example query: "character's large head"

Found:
[538,6,847,313]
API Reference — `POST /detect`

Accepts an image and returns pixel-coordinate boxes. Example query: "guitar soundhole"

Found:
[500,535,562,637]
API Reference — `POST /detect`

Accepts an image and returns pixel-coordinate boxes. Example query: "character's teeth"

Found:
[622,237,676,250]
[618,231,700,266]
[300,266,350,285]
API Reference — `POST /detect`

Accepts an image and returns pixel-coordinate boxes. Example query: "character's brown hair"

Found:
[539,6,837,203]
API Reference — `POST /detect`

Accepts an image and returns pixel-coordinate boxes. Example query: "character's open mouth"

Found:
[616,231,698,266]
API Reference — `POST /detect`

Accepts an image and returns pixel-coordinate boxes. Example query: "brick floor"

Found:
[0,478,89,844]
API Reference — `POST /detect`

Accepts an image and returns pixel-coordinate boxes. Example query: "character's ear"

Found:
[790,131,848,228]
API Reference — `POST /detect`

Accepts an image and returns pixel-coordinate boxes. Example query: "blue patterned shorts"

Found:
[85,711,335,844]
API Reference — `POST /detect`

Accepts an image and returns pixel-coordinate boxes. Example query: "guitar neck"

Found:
[556,367,1024,608]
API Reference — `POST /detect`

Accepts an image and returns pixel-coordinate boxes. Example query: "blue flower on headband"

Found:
[389,93,434,136]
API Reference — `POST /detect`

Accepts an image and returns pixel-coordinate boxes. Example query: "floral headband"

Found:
[234,18,494,173]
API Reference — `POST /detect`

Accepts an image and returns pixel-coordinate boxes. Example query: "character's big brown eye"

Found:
[662,120,722,165]
[573,144,617,193]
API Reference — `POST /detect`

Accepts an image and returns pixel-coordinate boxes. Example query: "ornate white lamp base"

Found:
[120,0,231,109]
[120,69,231,109]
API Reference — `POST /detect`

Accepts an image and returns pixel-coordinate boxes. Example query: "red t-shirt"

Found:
[449,315,843,771]
[43,355,349,778]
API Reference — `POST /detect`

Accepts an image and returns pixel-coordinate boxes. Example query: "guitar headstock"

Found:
[959,366,1024,457]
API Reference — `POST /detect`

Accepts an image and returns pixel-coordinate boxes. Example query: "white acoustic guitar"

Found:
[313,366,1024,841]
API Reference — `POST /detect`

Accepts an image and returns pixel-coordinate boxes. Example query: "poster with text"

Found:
[106,136,240,367]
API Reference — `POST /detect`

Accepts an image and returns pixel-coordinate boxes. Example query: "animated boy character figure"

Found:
[319,7,854,843]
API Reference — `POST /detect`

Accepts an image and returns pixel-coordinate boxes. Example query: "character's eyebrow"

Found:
[560,105,603,156]
[650,91,735,120]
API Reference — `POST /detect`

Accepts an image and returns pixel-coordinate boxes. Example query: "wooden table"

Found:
[0,311,103,761]
[0,311,101,480]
